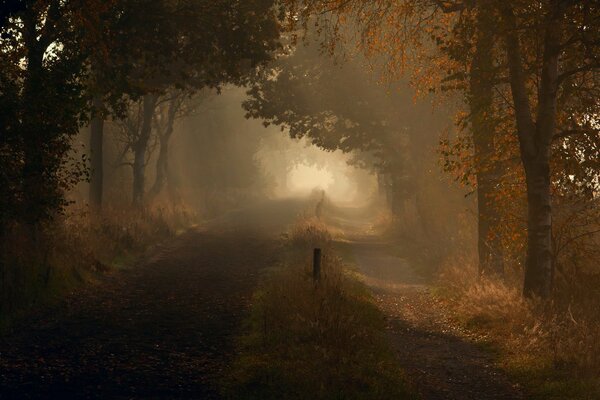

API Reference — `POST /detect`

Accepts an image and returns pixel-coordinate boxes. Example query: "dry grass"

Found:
[227,217,411,399]
[436,254,600,399]
[0,205,190,331]
[285,215,332,252]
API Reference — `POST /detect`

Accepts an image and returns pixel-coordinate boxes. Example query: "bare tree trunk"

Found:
[383,173,394,212]
[390,173,403,216]
[377,173,386,198]
[21,13,49,226]
[148,98,178,201]
[475,176,505,275]
[148,134,169,201]
[523,158,553,297]
[132,94,157,207]
[502,1,564,298]
[89,95,104,210]
[470,6,504,276]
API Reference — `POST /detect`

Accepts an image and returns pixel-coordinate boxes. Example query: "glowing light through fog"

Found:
[285,162,366,203]
[287,164,334,192]
[257,135,375,204]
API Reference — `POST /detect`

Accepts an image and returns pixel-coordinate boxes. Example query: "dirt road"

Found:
[0,199,307,399]
[348,238,524,400]
[324,203,524,399]
[1,199,525,399]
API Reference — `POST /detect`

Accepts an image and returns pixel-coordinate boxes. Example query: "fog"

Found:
[162,86,379,214]
[4,2,598,398]
[73,83,391,216]
[69,40,464,228]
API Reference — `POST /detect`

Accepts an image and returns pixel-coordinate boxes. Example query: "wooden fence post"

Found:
[313,248,322,282]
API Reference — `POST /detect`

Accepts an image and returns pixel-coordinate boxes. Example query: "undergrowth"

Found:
[226,216,412,399]
[0,204,193,332]
[374,205,600,399]
[437,256,600,400]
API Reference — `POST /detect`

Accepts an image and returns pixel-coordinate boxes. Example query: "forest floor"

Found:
[1,199,525,399]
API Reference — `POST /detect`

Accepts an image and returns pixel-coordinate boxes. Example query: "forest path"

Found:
[0,198,308,399]
[330,207,525,400]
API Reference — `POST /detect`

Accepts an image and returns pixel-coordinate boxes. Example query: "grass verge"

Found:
[225,217,412,399]
[0,204,193,333]
[435,259,600,400]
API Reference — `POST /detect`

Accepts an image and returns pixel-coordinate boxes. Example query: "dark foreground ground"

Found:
[348,239,524,400]
[330,206,524,400]
[0,199,305,399]
[2,200,524,399]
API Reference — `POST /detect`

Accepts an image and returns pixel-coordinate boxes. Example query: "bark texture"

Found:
[21,9,48,225]
[502,1,564,298]
[470,6,504,276]
[132,94,157,207]
[148,98,178,201]
[89,95,104,210]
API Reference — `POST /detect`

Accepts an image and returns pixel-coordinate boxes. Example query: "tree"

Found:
[147,93,186,202]
[286,0,600,298]
[244,39,450,235]
[114,0,283,208]
[437,3,508,276]
[83,0,284,209]
[498,0,600,297]
[148,89,211,202]
[0,0,104,228]
[283,1,509,275]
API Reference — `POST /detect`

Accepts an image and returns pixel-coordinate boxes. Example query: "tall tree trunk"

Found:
[383,173,394,212]
[89,95,104,210]
[470,6,504,276]
[21,11,47,226]
[501,1,564,298]
[377,173,386,197]
[522,158,553,297]
[389,173,404,216]
[132,94,157,207]
[148,134,170,201]
[148,98,178,201]
[376,172,389,209]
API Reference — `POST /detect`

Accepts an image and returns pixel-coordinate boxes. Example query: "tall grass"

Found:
[0,205,190,332]
[436,254,600,399]
[227,217,411,399]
